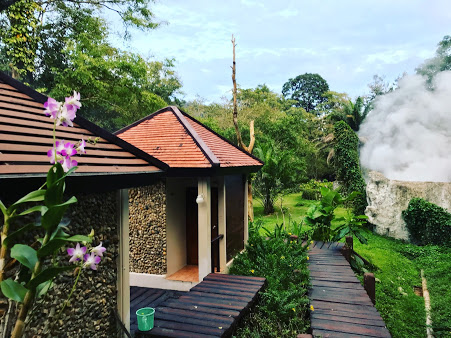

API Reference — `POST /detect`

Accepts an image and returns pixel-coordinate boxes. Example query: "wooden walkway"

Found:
[134,273,266,337]
[308,241,391,337]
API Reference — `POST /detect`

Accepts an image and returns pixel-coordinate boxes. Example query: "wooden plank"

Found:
[0,143,136,158]
[154,312,231,330]
[311,286,370,298]
[206,273,266,283]
[156,306,234,325]
[178,294,248,308]
[311,300,379,315]
[0,87,34,100]
[311,280,364,290]
[0,100,48,115]
[0,108,65,124]
[0,164,159,174]
[189,290,250,302]
[311,312,387,327]
[199,279,261,291]
[0,133,120,149]
[312,318,391,337]
[131,289,165,309]
[0,124,97,141]
[0,94,44,108]
[191,285,256,297]
[162,300,239,318]
[139,326,213,338]
[0,115,91,134]
[310,289,374,306]
[313,308,382,321]
[153,319,224,336]
[311,329,372,338]
[0,153,148,165]
[309,266,355,273]
[130,287,150,302]
[203,273,265,286]
[176,296,247,311]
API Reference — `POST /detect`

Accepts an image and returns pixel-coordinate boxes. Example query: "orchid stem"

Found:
[58,266,82,318]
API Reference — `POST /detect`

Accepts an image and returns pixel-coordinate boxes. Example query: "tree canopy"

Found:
[416,35,451,84]
[282,73,329,113]
[0,0,181,131]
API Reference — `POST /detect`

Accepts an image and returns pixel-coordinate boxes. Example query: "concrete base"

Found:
[130,272,198,292]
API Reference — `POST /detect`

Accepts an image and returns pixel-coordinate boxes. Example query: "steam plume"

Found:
[359,71,451,182]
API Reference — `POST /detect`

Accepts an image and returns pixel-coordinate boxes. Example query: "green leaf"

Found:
[355,231,368,244]
[333,227,350,242]
[28,265,75,289]
[18,205,48,216]
[41,197,77,231]
[36,280,53,299]
[8,190,46,212]
[45,164,65,207]
[3,223,36,247]
[0,200,6,215]
[37,235,92,258]
[11,244,38,270]
[1,279,28,302]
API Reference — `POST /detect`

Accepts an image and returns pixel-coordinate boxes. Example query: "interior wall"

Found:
[166,178,189,275]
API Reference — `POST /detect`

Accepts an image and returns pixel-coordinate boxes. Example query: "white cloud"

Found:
[111,0,451,102]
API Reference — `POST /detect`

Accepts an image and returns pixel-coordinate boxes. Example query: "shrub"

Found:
[299,179,333,200]
[230,224,310,337]
[333,121,367,214]
[304,187,368,243]
[402,198,451,246]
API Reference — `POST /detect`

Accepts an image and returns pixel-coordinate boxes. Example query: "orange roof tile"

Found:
[116,106,263,171]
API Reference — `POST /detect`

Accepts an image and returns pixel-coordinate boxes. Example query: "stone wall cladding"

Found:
[27,191,119,337]
[129,181,167,274]
[365,171,451,240]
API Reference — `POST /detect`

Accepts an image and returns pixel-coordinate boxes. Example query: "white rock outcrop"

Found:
[365,171,451,241]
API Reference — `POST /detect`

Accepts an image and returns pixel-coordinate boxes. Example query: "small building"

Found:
[0,72,263,335]
[116,106,263,290]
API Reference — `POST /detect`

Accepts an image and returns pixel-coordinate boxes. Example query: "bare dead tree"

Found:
[231,35,256,221]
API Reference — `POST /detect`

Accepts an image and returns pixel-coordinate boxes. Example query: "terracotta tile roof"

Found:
[116,106,263,170]
[0,72,166,178]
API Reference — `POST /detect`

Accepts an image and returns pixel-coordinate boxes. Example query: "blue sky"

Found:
[111,0,451,102]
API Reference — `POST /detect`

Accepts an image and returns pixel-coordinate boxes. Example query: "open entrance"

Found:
[166,186,218,282]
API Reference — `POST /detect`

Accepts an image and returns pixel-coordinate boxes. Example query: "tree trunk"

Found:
[231,35,256,221]
[263,192,274,215]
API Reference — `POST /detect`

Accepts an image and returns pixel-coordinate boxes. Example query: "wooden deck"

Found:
[308,241,391,337]
[133,273,266,337]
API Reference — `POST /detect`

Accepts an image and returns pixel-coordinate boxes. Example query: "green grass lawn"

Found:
[253,192,451,338]
[253,193,347,232]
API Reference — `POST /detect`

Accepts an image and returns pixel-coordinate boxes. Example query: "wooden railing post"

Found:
[364,272,376,305]
[345,236,353,250]
[342,236,353,262]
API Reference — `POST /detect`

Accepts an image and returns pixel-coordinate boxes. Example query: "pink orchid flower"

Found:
[43,97,61,119]
[61,156,78,172]
[65,91,82,109]
[77,139,86,154]
[67,243,87,263]
[91,242,106,257]
[83,253,101,270]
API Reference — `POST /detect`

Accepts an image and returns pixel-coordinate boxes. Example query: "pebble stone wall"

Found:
[27,191,119,337]
[128,181,167,274]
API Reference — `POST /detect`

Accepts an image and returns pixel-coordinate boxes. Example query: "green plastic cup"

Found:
[136,307,155,331]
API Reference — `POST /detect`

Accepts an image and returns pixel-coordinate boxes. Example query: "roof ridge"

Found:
[169,106,220,167]
[180,109,264,166]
